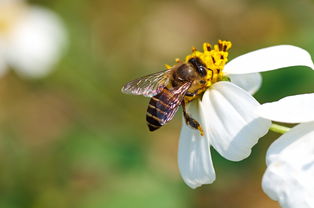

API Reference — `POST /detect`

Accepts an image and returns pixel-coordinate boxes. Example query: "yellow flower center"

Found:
[185,40,232,84]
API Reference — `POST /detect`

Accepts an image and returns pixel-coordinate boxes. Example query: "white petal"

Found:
[263,161,314,208]
[224,45,314,75]
[5,6,67,78]
[265,122,314,165]
[201,81,271,161]
[178,100,215,189]
[228,72,262,95]
[256,93,314,123]
[262,122,314,208]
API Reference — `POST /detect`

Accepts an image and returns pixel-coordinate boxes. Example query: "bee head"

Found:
[188,57,207,77]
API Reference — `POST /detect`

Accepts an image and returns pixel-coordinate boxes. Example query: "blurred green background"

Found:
[0,0,314,207]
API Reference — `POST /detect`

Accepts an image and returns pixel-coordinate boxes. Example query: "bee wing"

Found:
[151,82,192,127]
[121,70,172,97]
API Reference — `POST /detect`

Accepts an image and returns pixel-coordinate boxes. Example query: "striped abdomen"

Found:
[146,85,189,131]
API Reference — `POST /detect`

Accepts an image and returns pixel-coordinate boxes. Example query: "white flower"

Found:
[256,93,314,208]
[0,0,67,78]
[179,45,314,188]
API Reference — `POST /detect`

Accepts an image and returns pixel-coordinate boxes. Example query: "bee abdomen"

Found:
[146,88,180,131]
[146,97,168,131]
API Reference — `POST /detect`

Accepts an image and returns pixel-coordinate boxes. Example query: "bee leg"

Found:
[185,90,200,102]
[181,101,204,136]
[185,87,205,99]
[185,89,200,97]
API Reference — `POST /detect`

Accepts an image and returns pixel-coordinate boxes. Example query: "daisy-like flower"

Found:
[179,41,314,188]
[0,0,67,78]
[256,94,314,208]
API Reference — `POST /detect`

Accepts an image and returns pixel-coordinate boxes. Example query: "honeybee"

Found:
[121,57,211,136]
[122,40,232,135]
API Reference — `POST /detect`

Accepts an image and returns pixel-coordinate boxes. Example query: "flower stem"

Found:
[270,123,290,134]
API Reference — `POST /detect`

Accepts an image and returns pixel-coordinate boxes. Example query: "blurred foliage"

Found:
[0,0,313,207]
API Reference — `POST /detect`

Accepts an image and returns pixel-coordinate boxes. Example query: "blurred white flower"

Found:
[0,0,67,78]
[256,94,314,208]
[180,45,314,188]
